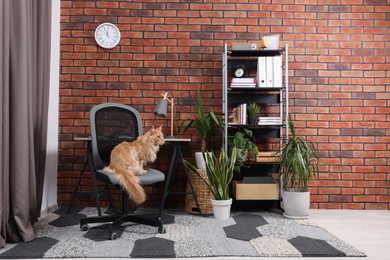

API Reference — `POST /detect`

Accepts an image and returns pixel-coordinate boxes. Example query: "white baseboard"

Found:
[40,203,59,217]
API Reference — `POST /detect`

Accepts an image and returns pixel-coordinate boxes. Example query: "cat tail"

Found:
[105,167,146,205]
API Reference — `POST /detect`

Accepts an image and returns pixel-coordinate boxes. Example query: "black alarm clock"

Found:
[234,64,245,78]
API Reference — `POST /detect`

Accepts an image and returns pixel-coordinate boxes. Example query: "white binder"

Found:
[257,57,266,88]
[266,57,273,87]
[273,56,282,88]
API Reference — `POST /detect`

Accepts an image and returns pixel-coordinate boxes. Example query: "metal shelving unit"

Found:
[222,44,289,203]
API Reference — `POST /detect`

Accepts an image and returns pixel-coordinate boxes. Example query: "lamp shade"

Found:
[154,98,168,117]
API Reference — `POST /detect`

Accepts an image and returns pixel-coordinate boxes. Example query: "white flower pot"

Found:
[195,152,212,169]
[282,190,310,219]
[211,198,232,220]
[236,148,248,162]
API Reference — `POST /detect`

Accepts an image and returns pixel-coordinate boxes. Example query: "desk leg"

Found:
[67,141,104,216]
[160,143,179,211]
[67,155,89,213]
[159,143,201,214]
[178,145,201,214]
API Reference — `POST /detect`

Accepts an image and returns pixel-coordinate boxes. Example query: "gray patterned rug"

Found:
[0,207,365,258]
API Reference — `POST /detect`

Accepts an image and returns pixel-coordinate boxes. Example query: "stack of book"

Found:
[229,104,247,125]
[257,117,282,125]
[231,78,256,88]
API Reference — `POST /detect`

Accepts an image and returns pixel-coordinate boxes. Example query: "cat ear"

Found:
[157,125,163,131]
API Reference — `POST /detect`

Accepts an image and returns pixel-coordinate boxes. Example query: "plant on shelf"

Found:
[228,128,258,164]
[183,147,237,219]
[278,118,321,219]
[247,102,260,125]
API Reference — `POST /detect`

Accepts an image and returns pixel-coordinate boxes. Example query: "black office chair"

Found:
[79,103,166,240]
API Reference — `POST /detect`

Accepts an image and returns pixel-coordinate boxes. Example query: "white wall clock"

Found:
[94,23,121,49]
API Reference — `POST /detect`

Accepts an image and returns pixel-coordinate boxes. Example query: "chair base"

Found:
[80,212,165,240]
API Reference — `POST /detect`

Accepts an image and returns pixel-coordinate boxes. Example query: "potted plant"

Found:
[184,90,221,169]
[183,147,237,220]
[247,102,260,125]
[229,128,258,163]
[279,119,320,219]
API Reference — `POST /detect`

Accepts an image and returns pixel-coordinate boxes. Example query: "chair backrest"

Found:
[90,103,143,170]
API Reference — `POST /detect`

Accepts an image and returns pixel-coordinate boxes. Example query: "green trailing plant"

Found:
[228,128,258,162]
[279,118,321,192]
[183,147,237,200]
[247,102,260,121]
[183,90,222,151]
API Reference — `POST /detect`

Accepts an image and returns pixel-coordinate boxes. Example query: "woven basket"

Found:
[185,169,213,215]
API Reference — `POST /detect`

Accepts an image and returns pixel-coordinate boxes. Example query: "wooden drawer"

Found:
[233,181,279,200]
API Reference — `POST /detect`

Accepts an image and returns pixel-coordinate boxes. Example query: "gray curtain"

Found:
[0,0,51,248]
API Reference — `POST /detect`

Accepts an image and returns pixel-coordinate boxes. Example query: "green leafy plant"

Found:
[228,128,258,162]
[279,119,320,192]
[247,102,260,121]
[182,148,237,200]
[183,90,222,151]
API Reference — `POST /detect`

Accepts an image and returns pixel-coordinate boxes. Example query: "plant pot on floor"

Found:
[183,148,237,221]
[282,190,310,219]
[211,198,232,220]
[185,169,213,215]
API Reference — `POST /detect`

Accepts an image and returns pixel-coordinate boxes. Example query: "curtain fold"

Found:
[0,0,51,248]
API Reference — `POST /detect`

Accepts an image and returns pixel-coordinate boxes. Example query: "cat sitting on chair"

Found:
[103,126,165,205]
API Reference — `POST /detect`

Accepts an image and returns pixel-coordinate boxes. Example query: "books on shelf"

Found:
[229,104,247,125]
[257,117,282,125]
[231,77,256,88]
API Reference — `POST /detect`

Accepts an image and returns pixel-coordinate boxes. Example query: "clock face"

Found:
[234,68,244,78]
[94,23,121,49]
[234,64,245,78]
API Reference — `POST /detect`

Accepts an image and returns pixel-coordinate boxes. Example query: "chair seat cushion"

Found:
[97,168,165,186]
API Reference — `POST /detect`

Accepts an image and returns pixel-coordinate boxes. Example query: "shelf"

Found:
[222,44,288,205]
[228,49,284,57]
[241,161,280,166]
[228,124,281,129]
[227,93,280,104]
[228,87,282,92]
[228,126,280,138]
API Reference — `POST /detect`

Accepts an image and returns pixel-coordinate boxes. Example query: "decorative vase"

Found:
[211,198,232,220]
[195,152,212,169]
[236,148,248,162]
[282,190,310,219]
[248,117,256,125]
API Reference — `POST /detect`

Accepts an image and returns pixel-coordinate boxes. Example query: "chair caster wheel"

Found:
[158,226,165,234]
[110,232,118,240]
[81,224,89,231]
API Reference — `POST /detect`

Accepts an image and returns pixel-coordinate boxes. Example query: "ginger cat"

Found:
[103,126,165,204]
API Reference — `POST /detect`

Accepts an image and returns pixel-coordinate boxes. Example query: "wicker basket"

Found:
[185,169,213,215]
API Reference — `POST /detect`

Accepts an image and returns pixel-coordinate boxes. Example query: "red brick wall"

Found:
[59,0,390,210]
